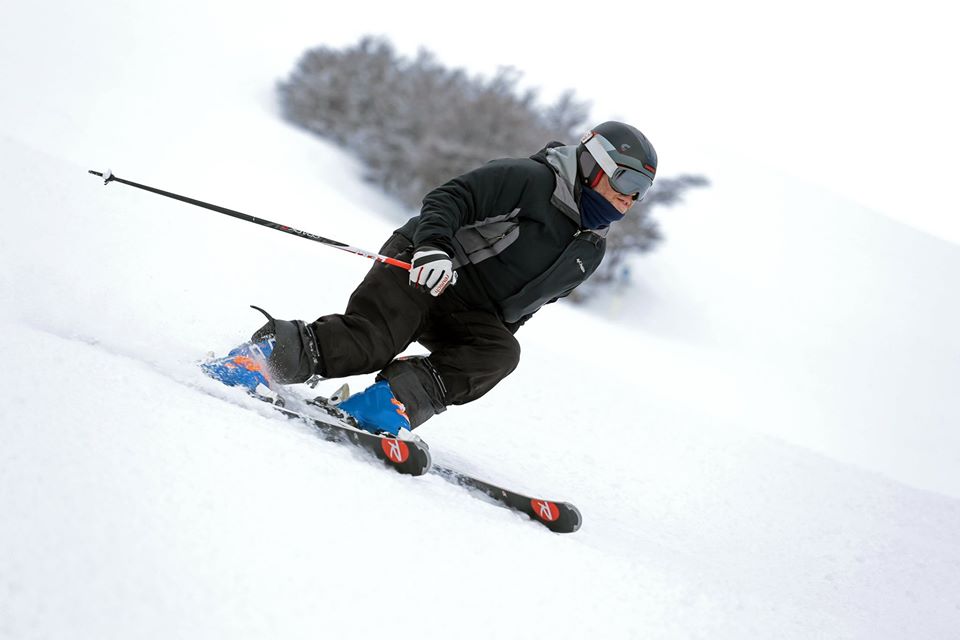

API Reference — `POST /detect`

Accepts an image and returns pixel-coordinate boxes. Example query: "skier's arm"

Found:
[414,160,521,255]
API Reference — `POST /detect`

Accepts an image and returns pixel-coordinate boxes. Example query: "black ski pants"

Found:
[308,233,521,428]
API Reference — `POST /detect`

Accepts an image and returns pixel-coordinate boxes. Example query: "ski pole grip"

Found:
[89,169,115,185]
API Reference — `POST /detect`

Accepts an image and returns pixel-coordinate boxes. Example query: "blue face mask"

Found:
[579,186,625,230]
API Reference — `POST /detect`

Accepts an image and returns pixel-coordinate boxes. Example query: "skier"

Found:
[203,121,657,436]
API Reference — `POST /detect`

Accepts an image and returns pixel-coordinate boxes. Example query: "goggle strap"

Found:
[583,134,619,178]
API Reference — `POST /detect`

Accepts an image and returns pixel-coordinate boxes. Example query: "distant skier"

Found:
[203,121,657,435]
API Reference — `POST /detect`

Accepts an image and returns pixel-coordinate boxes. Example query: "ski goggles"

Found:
[582,132,655,200]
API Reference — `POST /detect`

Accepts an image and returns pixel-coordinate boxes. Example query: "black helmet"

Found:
[577,121,657,200]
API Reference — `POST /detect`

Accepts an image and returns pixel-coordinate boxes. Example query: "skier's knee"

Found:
[499,335,521,376]
[378,356,447,429]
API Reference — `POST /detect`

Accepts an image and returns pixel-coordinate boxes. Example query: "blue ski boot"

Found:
[338,380,411,436]
[200,337,276,395]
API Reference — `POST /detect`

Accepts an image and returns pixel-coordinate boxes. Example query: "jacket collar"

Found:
[535,144,610,238]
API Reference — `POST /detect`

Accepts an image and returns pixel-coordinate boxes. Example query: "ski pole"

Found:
[87,169,412,271]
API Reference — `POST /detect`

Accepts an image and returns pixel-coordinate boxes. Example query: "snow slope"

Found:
[589,154,960,498]
[4,137,960,639]
[3,1,960,638]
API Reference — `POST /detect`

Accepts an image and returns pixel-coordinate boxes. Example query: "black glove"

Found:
[249,306,322,384]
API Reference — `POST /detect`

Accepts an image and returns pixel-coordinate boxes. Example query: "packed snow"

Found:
[2,1,959,638]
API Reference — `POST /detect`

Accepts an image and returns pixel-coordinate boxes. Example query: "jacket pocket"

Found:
[454,208,522,265]
[498,233,602,323]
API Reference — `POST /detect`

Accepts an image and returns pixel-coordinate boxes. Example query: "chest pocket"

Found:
[498,232,603,323]
[454,208,522,265]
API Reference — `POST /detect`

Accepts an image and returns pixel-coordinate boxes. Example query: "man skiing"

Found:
[203,121,657,436]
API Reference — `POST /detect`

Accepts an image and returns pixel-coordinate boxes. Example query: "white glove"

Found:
[409,248,457,296]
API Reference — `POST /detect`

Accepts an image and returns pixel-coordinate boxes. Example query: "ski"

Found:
[199,349,432,476]
[260,391,579,531]
[199,350,577,529]
[264,392,580,531]
[266,397,432,476]
[431,465,582,534]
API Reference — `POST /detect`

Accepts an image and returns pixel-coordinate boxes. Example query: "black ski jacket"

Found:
[395,143,607,328]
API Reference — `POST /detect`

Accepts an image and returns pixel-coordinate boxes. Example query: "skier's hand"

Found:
[409,247,457,296]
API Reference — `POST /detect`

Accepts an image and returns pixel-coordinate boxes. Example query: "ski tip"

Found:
[376,435,432,476]
[563,502,583,533]
[419,444,433,475]
[531,499,582,533]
